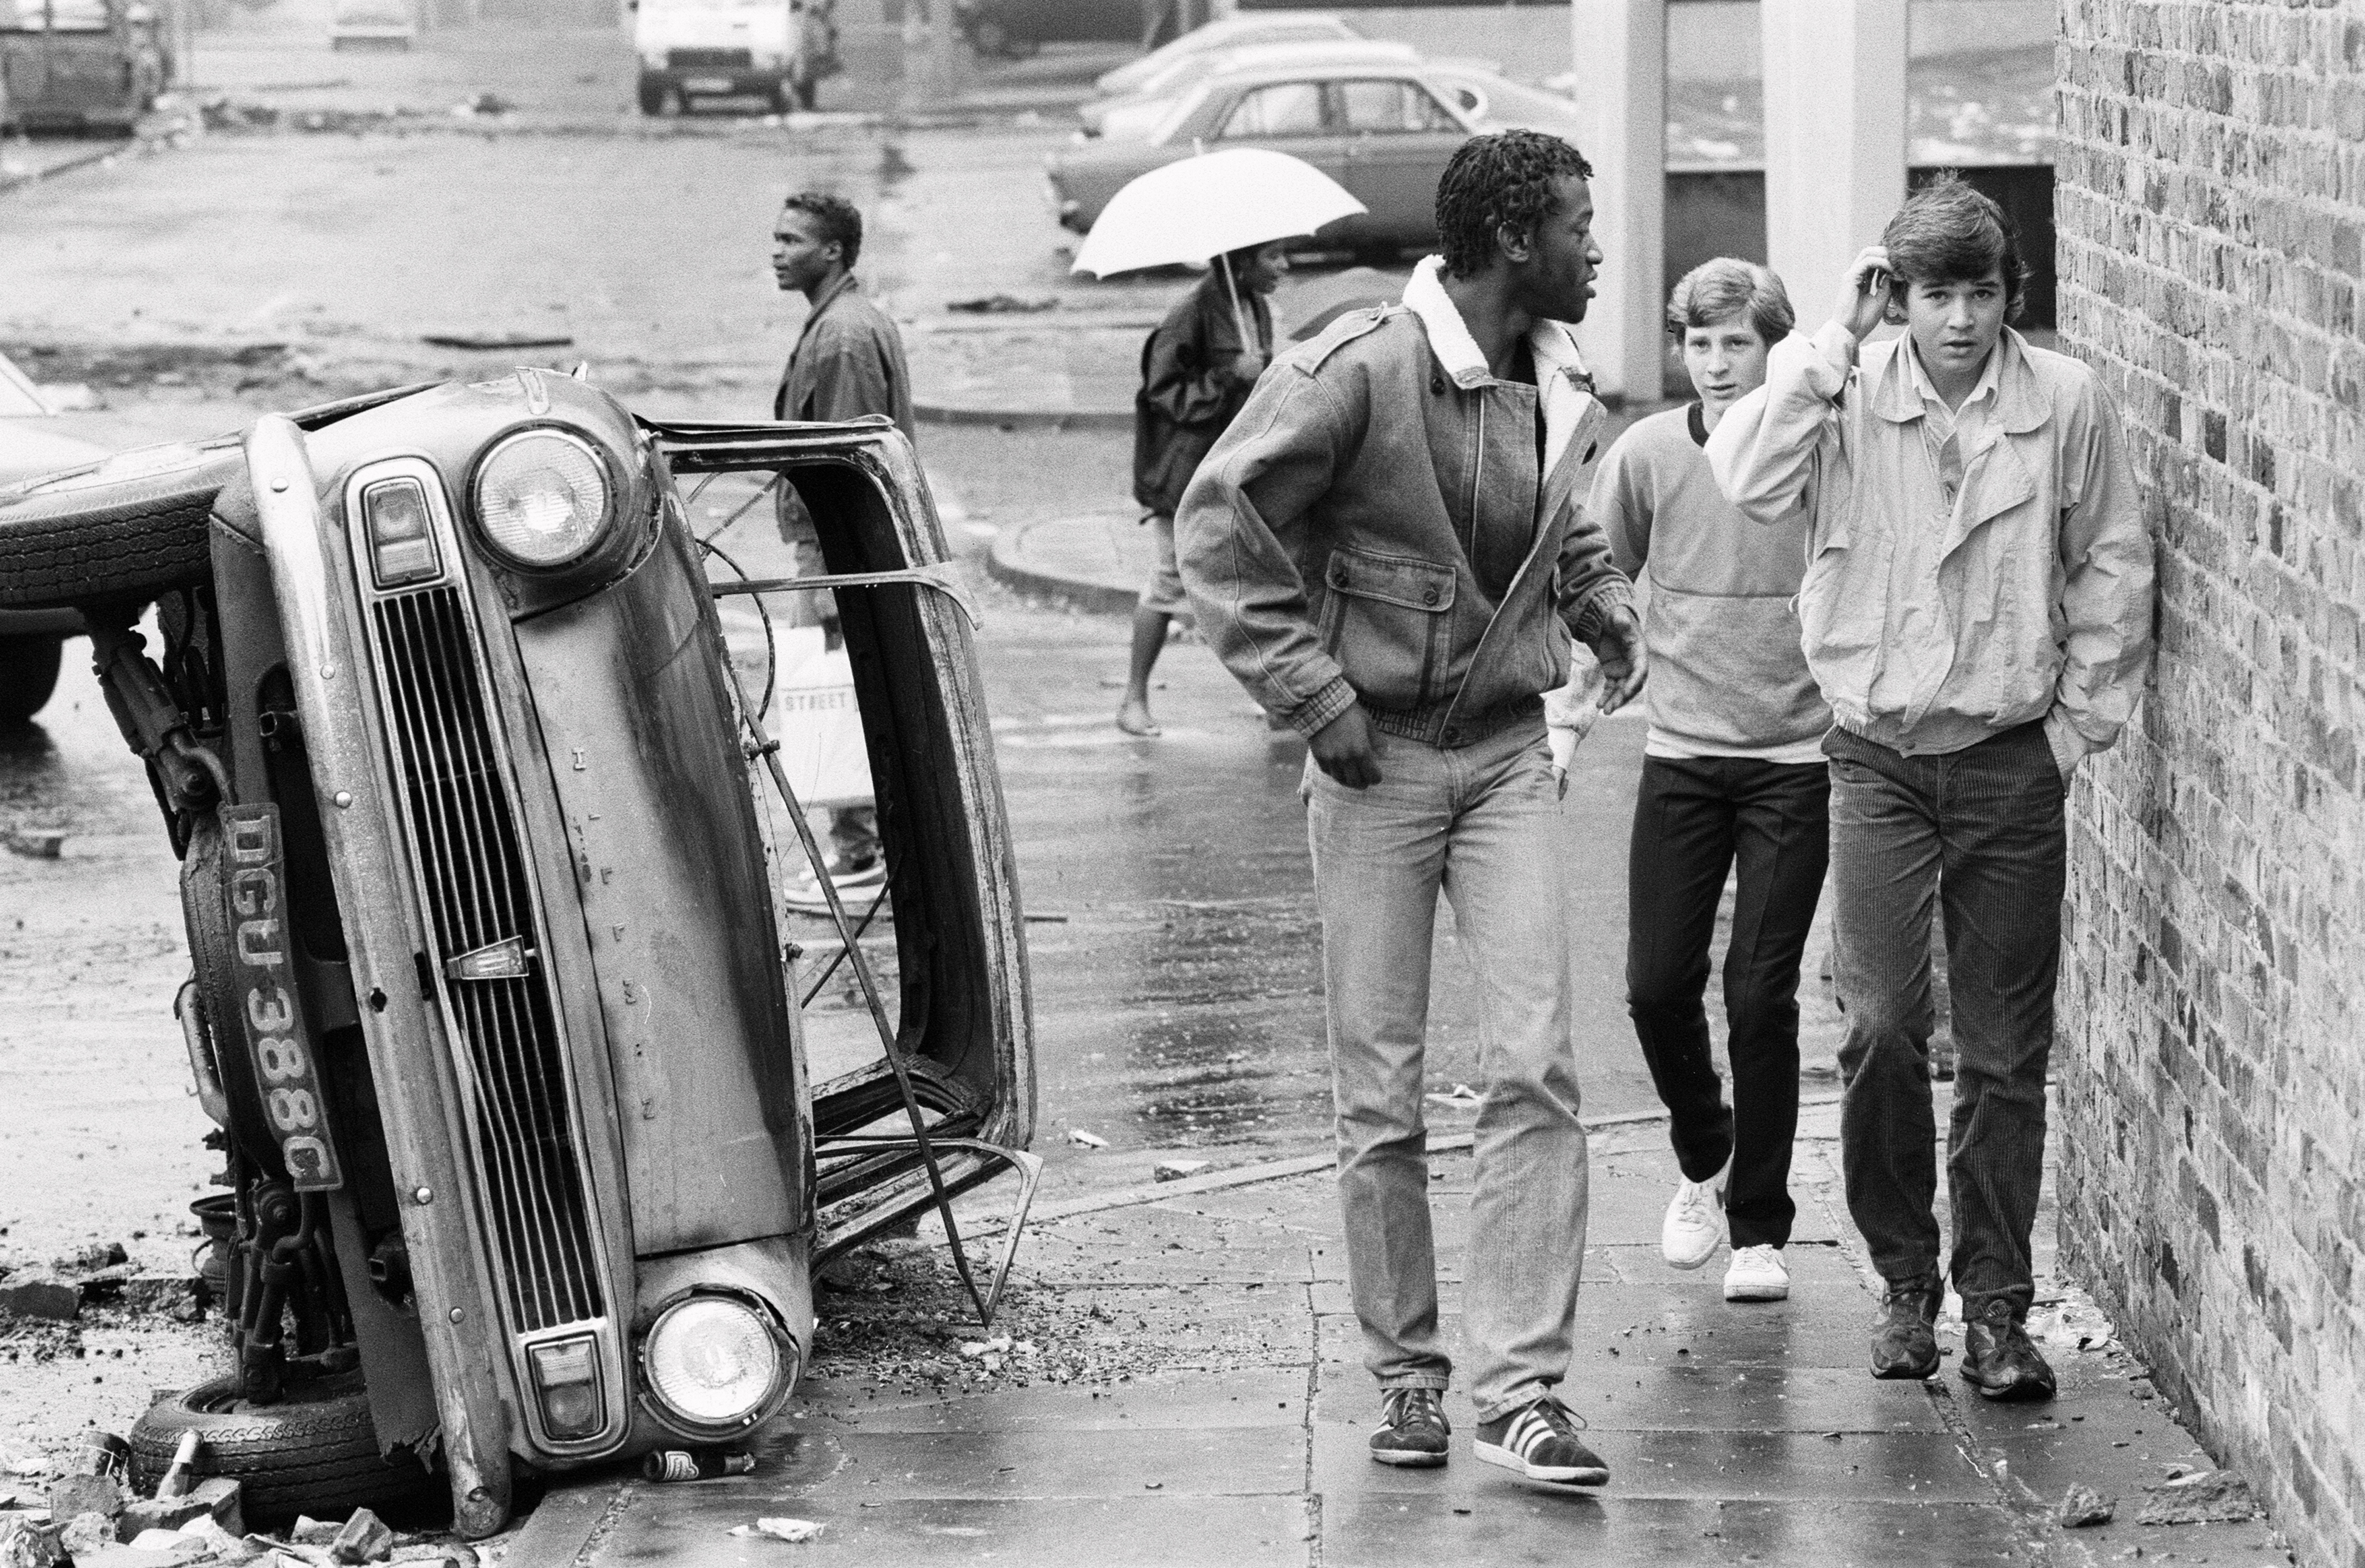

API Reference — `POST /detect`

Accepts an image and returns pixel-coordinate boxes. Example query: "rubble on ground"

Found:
[2137,1468,2263,1525]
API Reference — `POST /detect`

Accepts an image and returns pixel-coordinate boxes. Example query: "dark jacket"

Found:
[1132,272,1272,517]
[1175,258,1632,747]
[773,273,915,438]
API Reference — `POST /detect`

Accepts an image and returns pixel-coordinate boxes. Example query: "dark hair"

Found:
[782,190,863,272]
[1434,129,1594,280]
[1666,258,1794,344]
[1881,173,2028,322]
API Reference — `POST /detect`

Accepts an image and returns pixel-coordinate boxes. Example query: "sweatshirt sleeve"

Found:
[1592,427,1651,579]
[1707,322,1854,524]
[2045,379,2155,767]
[1555,469,1636,648]
[1174,365,1359,737]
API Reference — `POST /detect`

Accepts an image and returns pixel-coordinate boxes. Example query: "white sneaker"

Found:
[1661,1170,1726,1270]
[1724,1244,1790,1301]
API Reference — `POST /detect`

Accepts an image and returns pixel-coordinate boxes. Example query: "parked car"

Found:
[0,371,1038,1533]
[0,351,107,727]
[1421,60,1582,137]
[1048,60,1477,257]
[1091,9,1358,98]
[955,0,1148,60]
[0,0,167,132]
[1076,36,1418,140]
[328,0,415,51]
[632,0,835,114]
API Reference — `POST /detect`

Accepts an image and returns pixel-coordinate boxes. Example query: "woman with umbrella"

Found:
[1118,238,1290,736]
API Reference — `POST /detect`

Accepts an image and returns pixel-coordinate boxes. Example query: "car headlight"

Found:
[472,428,609,570]
[640,1293,792,1432]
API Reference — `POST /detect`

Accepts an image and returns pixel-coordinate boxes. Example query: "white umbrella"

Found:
[1070,147,1366,279]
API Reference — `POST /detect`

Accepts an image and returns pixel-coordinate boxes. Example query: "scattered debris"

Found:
[329,1507,392,1564]
[944,295,1057,315]
[289,1518,342,1547]
[0,1516,68,1568]
[1423,1084,1482,1108]
[726,1519,823,1544]
[50,1472,125,1520]
[2137,1469,2261,1525]
[154,1432,203,1500]
[60,1516,119,1558]
[1153,1160,1210,1182]
[0,1279,78,1322]
[2057,1483,2115,1527]
[451,92,515,117]
[418,331,576,352]
[1066,1129,1108,1149]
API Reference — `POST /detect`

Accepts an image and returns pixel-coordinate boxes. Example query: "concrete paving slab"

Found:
[1315,1426,1993,1502]
[1316,1495,2024,1568]
[782,1368,1310,1432]
[1308,1363,1938,1435]
[707,1423,1305,1500]
[1587,1160,1846,1245]
[1001,1237,1316,1286]
[1568,1284,1885,1368]
[1592,1240,1862,1289]
[589,1491,1313,1567]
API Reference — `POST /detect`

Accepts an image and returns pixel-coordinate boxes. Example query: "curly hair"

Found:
[1881,172,2028,323]
[1434,130,1594,280]
[782,189,864,272]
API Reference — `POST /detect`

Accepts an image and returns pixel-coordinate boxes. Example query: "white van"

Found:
[633,0,832,115]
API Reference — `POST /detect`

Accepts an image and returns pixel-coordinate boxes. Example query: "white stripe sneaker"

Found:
[1661,1169,1726,1270]
[1472,1396,1609,1486]
[1723,1244,1790,1301]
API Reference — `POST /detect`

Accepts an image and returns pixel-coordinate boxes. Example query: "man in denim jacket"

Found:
[1708,177,2152,1401]
[1177,131,1643,1488]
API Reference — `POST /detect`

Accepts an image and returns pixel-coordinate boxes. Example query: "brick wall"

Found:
[2053,4,2365,1565]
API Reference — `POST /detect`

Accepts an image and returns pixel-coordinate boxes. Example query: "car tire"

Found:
[637,77,667,114]
[0,443,238,613]
[0,634,65,728]
[969,16,1007,55]
[129,1374,438,1525]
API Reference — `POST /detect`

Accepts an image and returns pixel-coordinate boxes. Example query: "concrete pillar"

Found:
[1760,0,1907,332]
[1567,0,1664,406]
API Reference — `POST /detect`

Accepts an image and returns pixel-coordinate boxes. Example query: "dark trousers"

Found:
[1627,755,1830,1250]
[1824,722,2065,1322]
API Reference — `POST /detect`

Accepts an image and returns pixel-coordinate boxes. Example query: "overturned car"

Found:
[0,371,1037,1534]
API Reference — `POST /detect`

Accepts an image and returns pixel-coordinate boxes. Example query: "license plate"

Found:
[683,76,733,92]
[225,804,344,1191]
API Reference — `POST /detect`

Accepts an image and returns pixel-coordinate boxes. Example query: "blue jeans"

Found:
[1305,719,1589,1423]
[1825,721,2065,1322]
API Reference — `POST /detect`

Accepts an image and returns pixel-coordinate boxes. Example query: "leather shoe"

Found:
[1869,1276,1942,1379]
[1960,1299,2057,1401]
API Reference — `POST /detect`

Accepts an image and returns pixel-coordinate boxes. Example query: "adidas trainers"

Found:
[1368,1386,1450,1467]
[1473,1395,1609,1486]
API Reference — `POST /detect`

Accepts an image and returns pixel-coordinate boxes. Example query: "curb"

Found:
[915,401,1131,431]
[983,512,1141,614]
[0,139,135,195]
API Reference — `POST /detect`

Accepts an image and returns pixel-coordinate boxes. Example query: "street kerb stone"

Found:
[983,510,1150,615]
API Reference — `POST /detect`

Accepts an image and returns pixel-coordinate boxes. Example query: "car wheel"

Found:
[969,16,1007,55]
[130,1374,437,1526]
[0,442,239,613]
[0,634,64,728]
[636,76,667,114]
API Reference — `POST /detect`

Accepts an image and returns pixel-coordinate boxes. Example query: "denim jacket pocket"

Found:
[1320,547,1457,712]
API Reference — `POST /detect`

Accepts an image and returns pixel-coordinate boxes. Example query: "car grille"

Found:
[369,585,605,1334]
[667,47,751,68]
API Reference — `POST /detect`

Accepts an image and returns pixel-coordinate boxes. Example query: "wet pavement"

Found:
[502,1106,2285,1567]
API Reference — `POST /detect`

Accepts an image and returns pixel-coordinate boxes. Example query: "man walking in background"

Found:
[771,189,914,898]
[1117,239,1288,737]
[1594,259,1829,1306]
[1179,130,1643,1488]
[1709,176,2152,1401]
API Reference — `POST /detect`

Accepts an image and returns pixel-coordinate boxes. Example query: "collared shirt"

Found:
[1902,334,2002,510]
